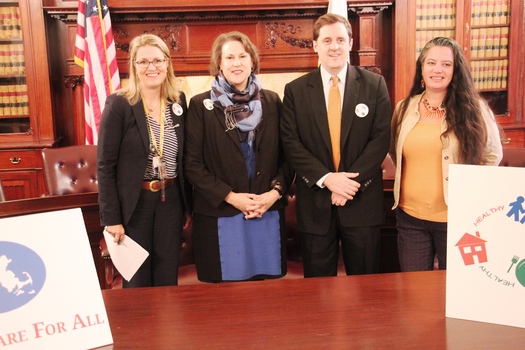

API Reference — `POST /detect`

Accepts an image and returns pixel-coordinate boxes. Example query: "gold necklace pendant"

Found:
[147,104,159,113]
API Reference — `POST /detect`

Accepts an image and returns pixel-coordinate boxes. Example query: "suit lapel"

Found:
[308,69,333,154]
[169,102,184,163]
[340,66,359,152]
[133,99,150,153]
[255,91,268,143]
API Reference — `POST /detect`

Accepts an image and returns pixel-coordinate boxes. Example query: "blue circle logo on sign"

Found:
[0,241,46,313]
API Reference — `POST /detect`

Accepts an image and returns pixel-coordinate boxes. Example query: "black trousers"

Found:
[123,182,183,288]
[300,206,381,277]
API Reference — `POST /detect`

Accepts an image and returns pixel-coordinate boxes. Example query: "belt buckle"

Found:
[149,180,161,192]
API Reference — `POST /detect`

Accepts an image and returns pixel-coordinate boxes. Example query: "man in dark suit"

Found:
[281,13,391,277]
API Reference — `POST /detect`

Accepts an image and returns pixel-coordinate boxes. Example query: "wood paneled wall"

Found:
[42,0,393,146]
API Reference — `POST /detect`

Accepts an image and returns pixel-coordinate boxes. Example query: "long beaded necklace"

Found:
[421,95,445,119]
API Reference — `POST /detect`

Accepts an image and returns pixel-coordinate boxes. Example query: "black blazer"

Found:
[97,92,191,226]
[281,65,392,235]
[185,89,294,217]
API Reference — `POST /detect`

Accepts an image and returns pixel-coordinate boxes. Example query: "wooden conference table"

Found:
[99,271,525,349]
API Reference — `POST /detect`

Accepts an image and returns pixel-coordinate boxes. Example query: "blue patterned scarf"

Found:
[211,73,263,146]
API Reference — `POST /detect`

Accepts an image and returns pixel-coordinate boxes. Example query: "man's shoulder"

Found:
[286,69,319,88]
[351,66,384,82]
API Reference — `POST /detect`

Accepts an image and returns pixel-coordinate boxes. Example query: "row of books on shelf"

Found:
[0,43,24,75]
[470,59,508,90]
[0,6,22,39]
[416,0,511,29]
[0,83,29,116]
[415,29,455,58]
[416,0,456,28]
[471,0,511,26]
[470,27,509,58]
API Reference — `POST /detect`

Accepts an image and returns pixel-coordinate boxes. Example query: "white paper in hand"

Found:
[103,228,149,282]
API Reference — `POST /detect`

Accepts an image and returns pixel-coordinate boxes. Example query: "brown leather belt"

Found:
[141,178,175,192]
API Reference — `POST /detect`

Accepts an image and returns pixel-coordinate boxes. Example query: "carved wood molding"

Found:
[113,25,182,53]
[348,2,392,15]
[42,0,329,15]
[264,23,313,49]
[47,8,324,24]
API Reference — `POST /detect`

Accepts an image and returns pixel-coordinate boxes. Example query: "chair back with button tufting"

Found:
[41,145,99,196]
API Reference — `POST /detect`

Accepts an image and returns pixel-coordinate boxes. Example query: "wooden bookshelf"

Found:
[394,0,524,147]
[0,1,55,200]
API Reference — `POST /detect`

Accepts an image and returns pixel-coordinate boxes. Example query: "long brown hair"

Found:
[393,37,489,164]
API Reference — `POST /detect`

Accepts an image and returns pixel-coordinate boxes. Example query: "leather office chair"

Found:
[381,154,395,180]
[0,180,6,202]
[177,221,199,285]
[41,145,98,195]
[284,181,304,278]
[499,148,525,167]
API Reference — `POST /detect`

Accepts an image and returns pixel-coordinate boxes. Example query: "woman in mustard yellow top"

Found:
[389,37,502,272]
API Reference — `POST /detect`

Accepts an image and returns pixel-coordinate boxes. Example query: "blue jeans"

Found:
[395,207,447,272]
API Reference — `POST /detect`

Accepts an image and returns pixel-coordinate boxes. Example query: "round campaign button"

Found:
[203,99,214,111]
[172,103,183,116]
[355,103,369,118]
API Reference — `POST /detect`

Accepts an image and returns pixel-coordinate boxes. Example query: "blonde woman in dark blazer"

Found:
[98,34,191,288]
[185,31,294,282]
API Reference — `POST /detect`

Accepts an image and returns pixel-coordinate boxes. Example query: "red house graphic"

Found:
[455,231,488,266]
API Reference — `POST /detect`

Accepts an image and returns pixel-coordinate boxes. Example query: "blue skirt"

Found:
[192,210,286,282]
[218,211,281,280]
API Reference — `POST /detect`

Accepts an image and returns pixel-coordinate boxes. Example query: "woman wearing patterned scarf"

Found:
[185,31,294,282]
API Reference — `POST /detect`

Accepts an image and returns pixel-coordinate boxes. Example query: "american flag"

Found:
[74,0,120,145]
[327,0,348,19]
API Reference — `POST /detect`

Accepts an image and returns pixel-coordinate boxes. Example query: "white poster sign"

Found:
[446,164,525,328]
[0,208,113,349]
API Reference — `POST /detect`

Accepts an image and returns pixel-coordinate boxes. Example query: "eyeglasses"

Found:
[135,58,167,69]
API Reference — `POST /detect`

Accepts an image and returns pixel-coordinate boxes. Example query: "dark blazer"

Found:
[97,92,191,226]
[281,65,391,235]
[185,89,294,217]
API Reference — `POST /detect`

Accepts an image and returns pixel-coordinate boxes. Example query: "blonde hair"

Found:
[118,33,181,105]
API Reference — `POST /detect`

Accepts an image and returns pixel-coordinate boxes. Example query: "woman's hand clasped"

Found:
[244,190,280,219]
[225,190,280,220]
